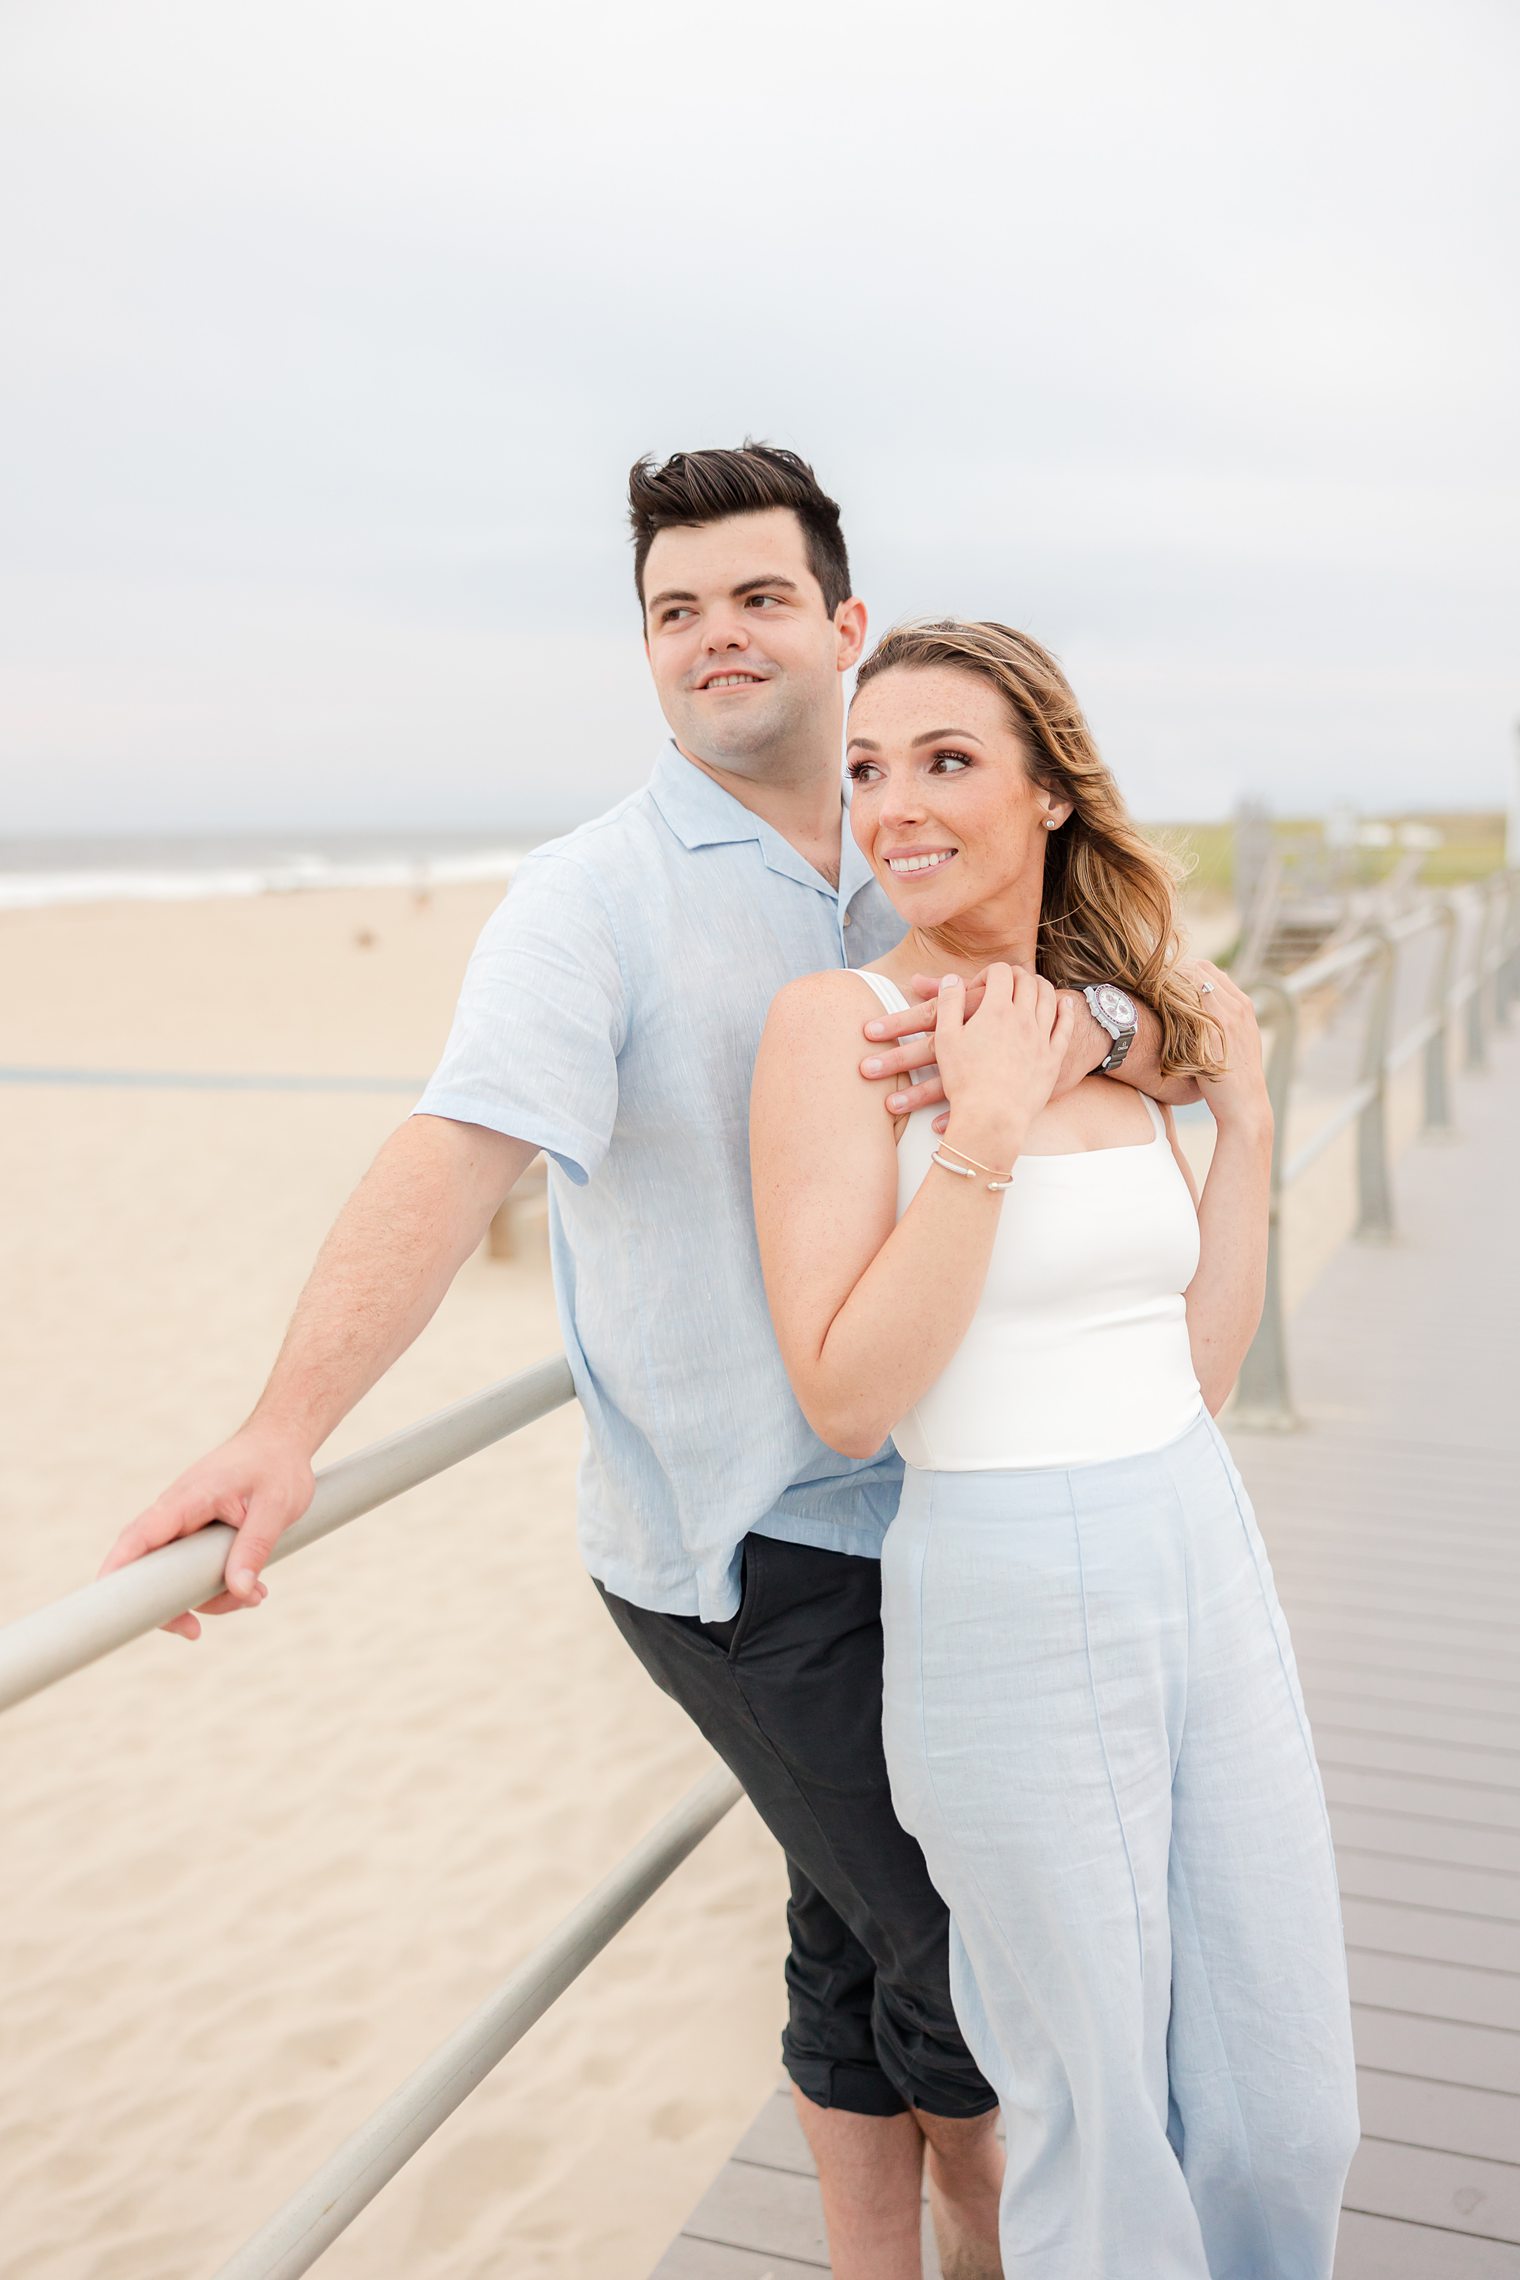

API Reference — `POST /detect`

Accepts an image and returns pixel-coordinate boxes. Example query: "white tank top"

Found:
[855,971,1204,1471]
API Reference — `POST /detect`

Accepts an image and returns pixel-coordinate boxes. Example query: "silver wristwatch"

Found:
[1082,982,1138,1073]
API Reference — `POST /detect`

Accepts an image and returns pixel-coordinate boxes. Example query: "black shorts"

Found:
[593,1532,996,2120]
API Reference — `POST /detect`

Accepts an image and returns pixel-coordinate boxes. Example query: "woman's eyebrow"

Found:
[845,727,986,755]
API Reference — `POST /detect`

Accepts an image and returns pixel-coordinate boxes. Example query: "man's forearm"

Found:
[1104,1000,1202,1105]
[1056,994,1200,1104]
[250,1114,534,1454]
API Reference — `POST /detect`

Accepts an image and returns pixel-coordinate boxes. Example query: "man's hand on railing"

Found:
[95,1424,317,1641]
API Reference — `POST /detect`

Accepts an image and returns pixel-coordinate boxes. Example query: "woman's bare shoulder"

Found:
[765,966,888,1041]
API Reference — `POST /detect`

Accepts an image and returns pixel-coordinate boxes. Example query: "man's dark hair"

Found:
[628,441,852,620]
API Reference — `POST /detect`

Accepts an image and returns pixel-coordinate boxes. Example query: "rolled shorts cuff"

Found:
[783,2046,910,2119]
[782,2038,1000,2122]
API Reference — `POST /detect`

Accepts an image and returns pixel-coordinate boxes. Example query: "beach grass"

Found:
[1144,809,1507,899]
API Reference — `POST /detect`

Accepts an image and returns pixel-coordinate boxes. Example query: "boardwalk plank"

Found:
[1335,2207,1520,2277]
[1317,1728,1520,1786]
[1347,2138,1520,2245]
[1294,1625,1520,1687]
[1302,1667,1520,1720]
[1328,1803,1520,1876]
[1356,2069,1520,2166]
[1351,2006,1520,2096]
[731,2092,814,2178]
[649,2237,829,2278]
[1324,1768,1520,1843]
[1349,1951,1520,2031]
[1334,1852,1520,1926]
[1305,1697,1520,1754]
[1287,1598,1520,1647]
[1341,1895,1520,1973]
[679,2164,830,2266]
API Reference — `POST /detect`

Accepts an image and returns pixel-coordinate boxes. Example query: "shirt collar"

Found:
[647,740,766,852]
[648,739,875,907]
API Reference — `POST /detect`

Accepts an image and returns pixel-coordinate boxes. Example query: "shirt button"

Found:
[841,911,852,928]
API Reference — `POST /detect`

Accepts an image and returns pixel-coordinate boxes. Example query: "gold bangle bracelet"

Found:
[931,1149,1012,1191]
[937,1139,1015,1181]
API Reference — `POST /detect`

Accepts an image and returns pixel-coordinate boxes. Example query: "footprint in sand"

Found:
[281,2015,371,2071]
[648,2097,705,2144]
[242,2095,318,2152]
[409,2125,559,2252]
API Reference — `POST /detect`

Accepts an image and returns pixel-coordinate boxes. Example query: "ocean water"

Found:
[0,832,546,911]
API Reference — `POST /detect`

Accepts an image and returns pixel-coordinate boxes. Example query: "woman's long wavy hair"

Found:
[854,620,1224,1081]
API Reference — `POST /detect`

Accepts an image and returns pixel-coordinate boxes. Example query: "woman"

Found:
[750,621,1358,2279]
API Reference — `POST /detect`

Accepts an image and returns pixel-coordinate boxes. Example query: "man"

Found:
[100,444,1198,2280]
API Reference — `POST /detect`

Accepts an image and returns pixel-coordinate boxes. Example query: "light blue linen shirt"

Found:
[414,741,907,1620]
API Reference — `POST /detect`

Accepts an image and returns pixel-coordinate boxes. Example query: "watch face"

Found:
[1093,983,1136,1027]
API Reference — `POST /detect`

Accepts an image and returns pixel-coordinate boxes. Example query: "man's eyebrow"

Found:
[646,574,801,616]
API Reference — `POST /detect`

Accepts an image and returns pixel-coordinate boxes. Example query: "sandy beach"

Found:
[1,880,794,2280]
[1,871,1378,2279]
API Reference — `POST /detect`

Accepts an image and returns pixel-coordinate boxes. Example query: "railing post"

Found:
[1356,930,1397,1240]
[1492,872,1518,1029]
[1465,885,1491,1072]
[1422,899,1458,1134]
[1230,978,1298,1429]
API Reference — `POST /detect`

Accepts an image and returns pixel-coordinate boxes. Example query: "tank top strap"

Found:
[852,969,913,1018]
[1140,1092,1166,1139]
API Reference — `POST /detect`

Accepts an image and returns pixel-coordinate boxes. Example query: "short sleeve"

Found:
[411,854,627,1185]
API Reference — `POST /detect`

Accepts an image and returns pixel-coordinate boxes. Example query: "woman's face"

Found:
[846,663,1069,930]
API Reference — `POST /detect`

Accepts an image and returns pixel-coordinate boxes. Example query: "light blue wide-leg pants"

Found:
[880,1407,1359,2279]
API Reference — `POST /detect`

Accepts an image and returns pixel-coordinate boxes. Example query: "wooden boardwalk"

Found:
[651,1024,1520,2278]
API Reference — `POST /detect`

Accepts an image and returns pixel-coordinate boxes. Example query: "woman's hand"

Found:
[934,964,1077,1163]
[1193,960,1271,1134]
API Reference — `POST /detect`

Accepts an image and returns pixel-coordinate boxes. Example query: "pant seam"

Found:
[1169,1844,1279,2266]
[1173,1466,1194,1785]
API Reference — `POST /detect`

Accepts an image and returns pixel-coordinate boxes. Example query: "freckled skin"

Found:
[845,663,1071,968]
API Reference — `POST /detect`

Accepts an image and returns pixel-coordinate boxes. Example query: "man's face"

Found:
[642,507,863,780]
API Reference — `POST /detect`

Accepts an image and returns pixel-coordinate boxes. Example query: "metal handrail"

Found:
[213,1765,742,2280]
[1233,869,1519,1428]
[0,1356,576,1714]
[0,1351,750,2280]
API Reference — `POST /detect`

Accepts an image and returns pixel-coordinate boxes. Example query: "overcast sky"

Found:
[2,0,1515,836]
